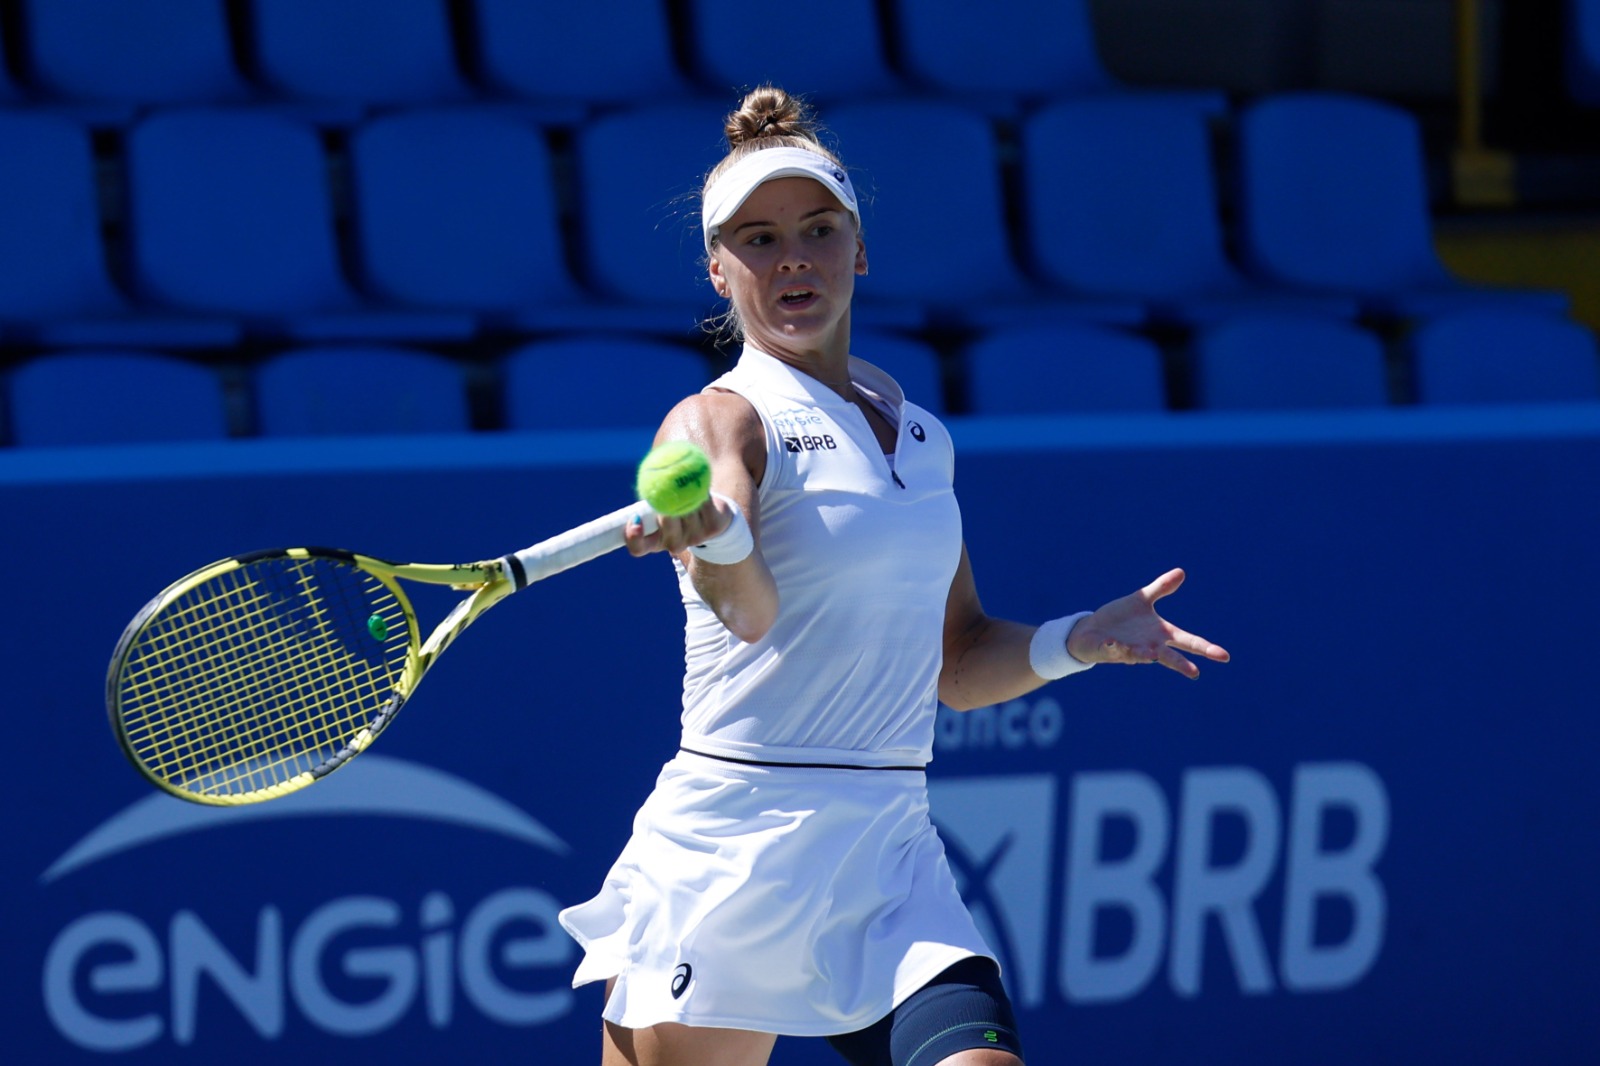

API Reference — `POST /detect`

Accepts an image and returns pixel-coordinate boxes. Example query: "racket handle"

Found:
[501,501,660,590]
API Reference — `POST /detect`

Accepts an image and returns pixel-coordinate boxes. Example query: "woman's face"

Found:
[708,177,868,360]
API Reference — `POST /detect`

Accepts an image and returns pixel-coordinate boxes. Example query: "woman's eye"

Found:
[746,233,772,246]
[811,224,834,238]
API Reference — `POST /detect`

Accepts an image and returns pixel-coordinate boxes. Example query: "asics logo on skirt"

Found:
[671,963,693,999]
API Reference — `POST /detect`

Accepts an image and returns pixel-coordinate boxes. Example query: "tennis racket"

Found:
[107,502,661,806]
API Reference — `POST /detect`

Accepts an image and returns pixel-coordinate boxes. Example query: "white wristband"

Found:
[688,493,754,565]
[1029,611,1096,679]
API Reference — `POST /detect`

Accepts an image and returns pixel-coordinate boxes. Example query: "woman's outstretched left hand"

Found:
[1066,569,1231,679]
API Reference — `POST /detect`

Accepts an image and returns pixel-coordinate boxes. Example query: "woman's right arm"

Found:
[622,390,778,643]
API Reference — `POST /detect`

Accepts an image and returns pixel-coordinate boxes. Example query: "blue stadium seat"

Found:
[124,109,475,343]
[1569,0,1600,106]
[572,101,734,335]
[0,113,240,349]
[685,0,905,101]
[7,350,228,445]
[254,346,470,436]
[1235,93,1571,320]
[853,331,946,415]
[21,0,253,106]
[823,100,1146,329]
[467,0,689,110]
[502,336,710,430]
[1020,98,1357,327]
[1407,310,1600,405]
[963,324,1167,414]
[349,109,592,332]
[247,0,473,108]
[889,0,1114,100]
[1190,315,1389,410]
[886,0,1224,114]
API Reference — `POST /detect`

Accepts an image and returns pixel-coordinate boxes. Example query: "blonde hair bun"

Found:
[724,86,819,149]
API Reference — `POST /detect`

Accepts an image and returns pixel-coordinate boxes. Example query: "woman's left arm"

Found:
[938,546,1230,712]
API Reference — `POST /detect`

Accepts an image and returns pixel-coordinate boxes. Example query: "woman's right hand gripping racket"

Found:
[106,444,712,805]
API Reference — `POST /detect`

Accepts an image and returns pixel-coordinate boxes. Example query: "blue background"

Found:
[5,405,1598,1063]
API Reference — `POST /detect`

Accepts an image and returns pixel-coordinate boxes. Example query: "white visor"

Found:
[701,146,859,252]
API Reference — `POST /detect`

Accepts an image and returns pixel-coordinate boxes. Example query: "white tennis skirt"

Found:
[558,750,995,1036]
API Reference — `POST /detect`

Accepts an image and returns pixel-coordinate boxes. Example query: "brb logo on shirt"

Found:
[783,435,837,453]
[771,407,838,454]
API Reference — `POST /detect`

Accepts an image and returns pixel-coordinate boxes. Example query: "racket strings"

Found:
[127,566,399,793]
[117,557,411,798]
[125,577,337,722]
[124,569,355,789]
[159,572,378,758]
[134,590,358,788]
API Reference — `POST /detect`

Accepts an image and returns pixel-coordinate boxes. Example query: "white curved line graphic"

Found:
[42,755,568,884]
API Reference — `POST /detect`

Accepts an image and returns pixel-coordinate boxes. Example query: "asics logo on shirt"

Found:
[671,963,693,999]
[909,421,926,442]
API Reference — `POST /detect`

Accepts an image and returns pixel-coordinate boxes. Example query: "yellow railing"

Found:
[1452,0,1517,206]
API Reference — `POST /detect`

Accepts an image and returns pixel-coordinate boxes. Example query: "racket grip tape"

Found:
[502,501,660,590]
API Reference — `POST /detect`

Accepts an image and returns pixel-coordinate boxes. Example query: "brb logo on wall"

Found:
[38,756,579,1054]
[929,761,1390,1008]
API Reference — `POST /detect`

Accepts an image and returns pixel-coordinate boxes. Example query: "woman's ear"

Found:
[708,255,729,298]
[855,236,869,277]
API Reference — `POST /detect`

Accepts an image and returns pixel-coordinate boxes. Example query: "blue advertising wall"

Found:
[4,405,1599,1064]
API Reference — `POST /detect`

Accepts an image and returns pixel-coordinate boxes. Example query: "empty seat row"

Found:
[0,93,1570,355]
[965,312,1600,414]
[0,330,944,446]
[0,0,1217,121]
[7,311,1595,446]
[42,1,1600,119]
[2,337,711,446]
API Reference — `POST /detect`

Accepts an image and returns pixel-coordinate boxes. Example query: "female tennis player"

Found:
[558,86,1230,1066]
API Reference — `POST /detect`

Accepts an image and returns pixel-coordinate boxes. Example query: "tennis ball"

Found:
[637,440,712,517]
[367,614,389,641]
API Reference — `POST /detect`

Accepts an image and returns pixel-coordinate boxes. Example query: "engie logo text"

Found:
[38,756,578,1053]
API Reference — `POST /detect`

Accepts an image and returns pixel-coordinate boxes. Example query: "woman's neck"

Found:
[747,330,853,399]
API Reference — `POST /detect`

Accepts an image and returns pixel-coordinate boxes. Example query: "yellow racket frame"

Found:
[107,547,510,806]
[107,498,659,805]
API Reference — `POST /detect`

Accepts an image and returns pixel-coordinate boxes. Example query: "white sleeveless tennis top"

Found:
[676,343,963,767]
[560,343,996,1034]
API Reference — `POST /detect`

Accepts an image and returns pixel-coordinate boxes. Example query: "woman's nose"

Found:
[778,246,810,271]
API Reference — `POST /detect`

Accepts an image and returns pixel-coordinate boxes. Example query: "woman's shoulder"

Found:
[673,386,762,431]
[656,388,767,480]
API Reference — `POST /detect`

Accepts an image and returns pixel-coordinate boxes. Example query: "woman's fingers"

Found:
[1156,645,1202,679]
[1141,570,1230,675]
[1167,625,1231,664]
[622,511,661,557]
[1142,567,1187,603]
[631,497,734,556]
